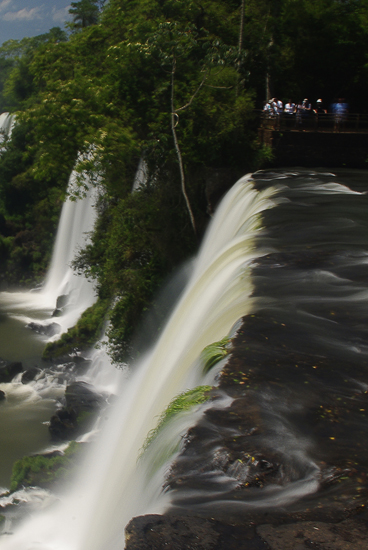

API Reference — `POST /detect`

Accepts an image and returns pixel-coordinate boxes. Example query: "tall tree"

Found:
[69,0,100,30]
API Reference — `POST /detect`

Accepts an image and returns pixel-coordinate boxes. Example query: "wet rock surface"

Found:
[125,514,269,550]
[0,359,23,382]
[21,367,42,384]
[129,297,368,547]
[49,381,106,440]
[126,512,368,550]
[27,321,61,336]
[257,517,368,550]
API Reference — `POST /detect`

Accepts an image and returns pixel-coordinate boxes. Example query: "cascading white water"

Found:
[0,112,15,145]
[39,173,98,331]
[1,174,278,550]
[132,157,148,192]
[0,168,98,336]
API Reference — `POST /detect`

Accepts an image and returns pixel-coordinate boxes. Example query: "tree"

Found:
[69,0,100,30]
[135,21,243,235]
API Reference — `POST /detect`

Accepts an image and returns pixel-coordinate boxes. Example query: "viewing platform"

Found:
[257,112,368,168]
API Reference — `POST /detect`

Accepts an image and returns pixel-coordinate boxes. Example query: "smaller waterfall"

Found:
[0,112,15,143]
[40,174,98,332]
[0,169,98,337]
[132,157,148,192]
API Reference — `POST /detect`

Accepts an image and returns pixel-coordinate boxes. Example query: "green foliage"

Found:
[0,28,67,111]
[10,441,81,492]
[42,298,110,359]
[141,385,212,455]
[68,0,101,31]
[0,120,67,284]
[200,337,231,374]
[243,0,368,109]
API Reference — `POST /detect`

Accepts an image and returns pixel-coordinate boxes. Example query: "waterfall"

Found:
[0,112,15,143]
[39,172,98,332]
[0,167,97,337]
[1,174,277,550]
[132,157,148,192]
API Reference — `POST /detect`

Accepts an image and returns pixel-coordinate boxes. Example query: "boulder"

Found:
[49,408,79,440]
[0,390,5,401]
[49,381,105,440]
[27,322,61,337]
[65,381,104,411]
[21,367,42,384]
[56,294,68,309]
[0,359,23,382]
[125,515,220,550]
[51,308,63,317]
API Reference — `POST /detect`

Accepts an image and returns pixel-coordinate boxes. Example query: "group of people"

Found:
[263,97,328,117]
[263,97,349,123]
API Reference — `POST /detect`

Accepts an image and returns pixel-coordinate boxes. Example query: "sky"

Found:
[0,1,72,45]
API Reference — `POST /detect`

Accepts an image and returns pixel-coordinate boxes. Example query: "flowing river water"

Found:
[0,168,368,549]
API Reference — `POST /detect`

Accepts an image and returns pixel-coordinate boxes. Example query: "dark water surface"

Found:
[167,168,368,520]
[0,301,64,489]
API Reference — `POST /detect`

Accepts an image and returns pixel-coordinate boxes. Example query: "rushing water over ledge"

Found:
[2,169,368,549]
[0,174,276,549]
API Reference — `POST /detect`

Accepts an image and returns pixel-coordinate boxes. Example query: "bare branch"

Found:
[170,57,197,236]
[176,71,209,112]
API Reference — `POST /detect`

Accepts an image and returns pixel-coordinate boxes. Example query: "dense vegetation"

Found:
[0,0,367,361]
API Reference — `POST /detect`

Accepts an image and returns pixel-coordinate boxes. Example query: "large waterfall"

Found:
[2,166,368,549]
[0,175,276,549]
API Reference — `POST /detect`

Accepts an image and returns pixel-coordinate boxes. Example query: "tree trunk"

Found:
[170,58,197,236]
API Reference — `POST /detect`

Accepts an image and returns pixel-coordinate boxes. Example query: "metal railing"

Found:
[258,111,368,133]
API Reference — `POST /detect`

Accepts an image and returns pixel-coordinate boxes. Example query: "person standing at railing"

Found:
[302,98,312,116]
[263,99,277,118]
[275,98,283,114]
[314,99,327,115]
[332,98,349,130]
[295,100,304,125]
[284,100,296,115]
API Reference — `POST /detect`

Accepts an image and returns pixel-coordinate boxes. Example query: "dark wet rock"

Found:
[0,390,5,400]
[165,395,287,496]
[65,381,104,410]
[125,514,219,550]
[56,294,68,309]
[51,308,63,317]
[0,359,23,382]
[257,517,368,550]
[49,353,91,367]
[21,367,42,384]
[49,381,106,440]
[125,507,368,549]
[49,408,79,440]
[27,322,61,337]
[162,309,368,530]
[125,514,269,550]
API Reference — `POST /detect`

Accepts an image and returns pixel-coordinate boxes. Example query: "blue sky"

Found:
[0,1,72,45]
